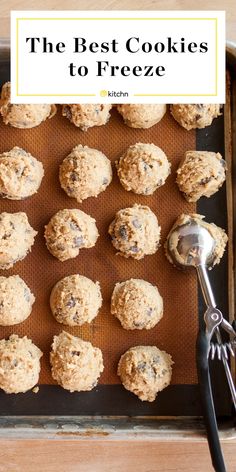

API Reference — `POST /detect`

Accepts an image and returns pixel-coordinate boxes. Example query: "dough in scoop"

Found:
[50,331,104,392]
[165,213,228,268]
[118,346,173,402]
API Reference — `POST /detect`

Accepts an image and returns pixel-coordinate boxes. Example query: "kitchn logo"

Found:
[100,90,129,98]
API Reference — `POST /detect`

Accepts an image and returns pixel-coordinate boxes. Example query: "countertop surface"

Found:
[0,1,235,471]
[0,438,235,472]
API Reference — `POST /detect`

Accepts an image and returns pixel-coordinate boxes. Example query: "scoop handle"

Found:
[196,328,226,472]
[197,265,236,410]
[197,264,216,308]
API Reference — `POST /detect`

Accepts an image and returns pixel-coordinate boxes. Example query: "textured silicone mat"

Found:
[0,105,198,386]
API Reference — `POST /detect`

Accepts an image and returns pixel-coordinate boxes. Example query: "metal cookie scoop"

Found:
[166,216,236,405]
[166,215,236,472]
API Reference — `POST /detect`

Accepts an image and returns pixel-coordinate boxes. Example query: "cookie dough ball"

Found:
[0,82,56,129]
[59,145,112,203]
[0,212,37,270]
[118,346,173,402]
[62,104,112,131]
[176,151,226,202]
[0,146,44,200]
[44,209,99,262]
[165,213,228,268]
[116,143,170,195]
[0,335,42,393]
[50,274,102,326]
[0,275,35,326]
[108,204,161,259]
[117,104,166,129]
[50,331,104,392]
[170,104,221,130]
[111,279,163,330]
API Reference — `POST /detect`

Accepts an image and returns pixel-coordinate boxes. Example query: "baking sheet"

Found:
[0,53,232,416]
[0,104,198,386]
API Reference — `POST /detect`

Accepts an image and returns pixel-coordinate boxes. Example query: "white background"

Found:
[10,11,225,103]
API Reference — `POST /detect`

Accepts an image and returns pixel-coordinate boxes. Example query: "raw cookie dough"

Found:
[117,104,166,128]
[0,275,35,326]
[108,204,161,259]
[0,146,44,200]
[62,104,112,130]
[50,331,104,392]
[170,104,221,130]
[0,335,42,394]
[111,279,163,330]
[59,145,112,202]
[165,213,228,268]
[117,346,173,402]
[0,82,56,129]
[44,209,99,261]
[176,151,226,202]
[116,143,171,195]
[0,212,37,270]
[50,274,102,326]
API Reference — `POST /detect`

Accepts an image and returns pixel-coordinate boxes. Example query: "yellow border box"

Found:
[15,17,218,98]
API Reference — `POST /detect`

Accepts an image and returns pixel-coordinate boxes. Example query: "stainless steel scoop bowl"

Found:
[166,218,216,269]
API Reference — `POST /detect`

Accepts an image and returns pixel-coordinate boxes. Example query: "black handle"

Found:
[196,329,226,472]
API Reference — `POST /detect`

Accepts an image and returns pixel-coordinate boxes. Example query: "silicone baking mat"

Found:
[0,103,198,386]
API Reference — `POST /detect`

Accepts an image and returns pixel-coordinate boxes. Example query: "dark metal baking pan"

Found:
[0,40,235,440]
